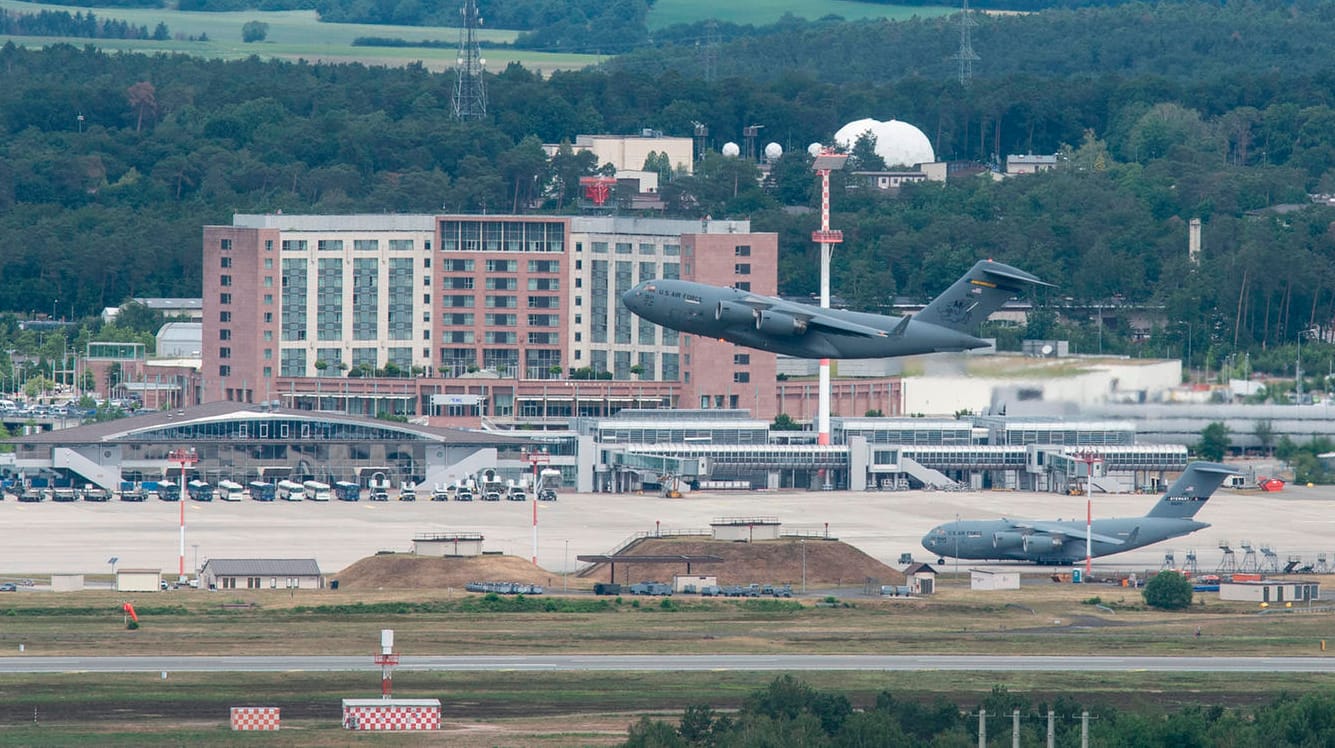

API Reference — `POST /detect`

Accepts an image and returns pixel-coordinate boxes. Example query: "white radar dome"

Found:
[833,118,935,168]
[764,142,783,160]
[721,142,741,157]
[807,142,824,157]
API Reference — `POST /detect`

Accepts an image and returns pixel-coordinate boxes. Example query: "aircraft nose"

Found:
[621,283,645,312]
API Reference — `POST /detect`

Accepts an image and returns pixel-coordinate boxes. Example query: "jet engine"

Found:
[754,310,808,336]
[1022,534,1063,554]
[715,301,752,325]
[992,531,1025,550]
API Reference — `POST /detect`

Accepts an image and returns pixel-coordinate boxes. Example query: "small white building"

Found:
[673,575,717,593]
[51,573,85,592]
[903,562,938,595]
[1220,580,1319,605]
[970,568,1021,591]
[711,517,780,542]
[412,533,484,557]
[200,558,323,590]
[116,568,162,592]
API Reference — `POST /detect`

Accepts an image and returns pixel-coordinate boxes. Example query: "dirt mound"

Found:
[335,554,562,590]
[578,537,905,588]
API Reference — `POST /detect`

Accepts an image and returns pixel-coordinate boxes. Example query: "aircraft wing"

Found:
[1013,520,1126,545]
[737,296,891,339]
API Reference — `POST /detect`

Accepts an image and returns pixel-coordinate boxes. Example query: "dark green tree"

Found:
[1196,422,1231,461]
[241,20,268,42]
[1143,570,1194,610]
[771,413,802,431]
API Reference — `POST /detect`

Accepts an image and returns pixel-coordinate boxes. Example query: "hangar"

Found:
[1,401,533,492]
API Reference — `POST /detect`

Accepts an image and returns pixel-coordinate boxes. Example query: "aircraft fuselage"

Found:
[621,279,987,359]
[922,517,1211,565]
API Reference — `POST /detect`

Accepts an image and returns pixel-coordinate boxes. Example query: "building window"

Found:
[219,293,231,305]
[734,264,750,275]
[486,259,517,273]
[615,242,632,254]
[219,365,231,377]
[263,312,273,323]
[389,239,414,251]
[220,256,232,268]
[317,239,344,252]
[264,258,273,269]
[264,294,273,304]
[264,240,273,251]
[264,276,273,287]
[219,347,231,359]
[734,372,750,383]
[220,275,232,286]
[219,329,231,340]
[280,240,307,252]
[735,245,751,257]
[220,239,232,251]
[354,239,379,251]
[263,366,272,377]
[734,354,750,365]
[735,282,751,291]
[219,311,231,323]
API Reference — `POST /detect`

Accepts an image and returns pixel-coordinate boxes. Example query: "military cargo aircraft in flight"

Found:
[621,259,1049,359]
[921,462,1238,565]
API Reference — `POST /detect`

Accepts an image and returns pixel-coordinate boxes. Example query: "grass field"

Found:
[2,580,1334,741]
[0,0,603,73]
[646,0,958,29]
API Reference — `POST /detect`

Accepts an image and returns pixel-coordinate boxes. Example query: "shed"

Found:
[1220,580,1319,605]
[200,558,323,591]
[710,517,780,542]
[116,568,162,592]
[412,532,484,557]
[970,568,1020,591]
[903,562,938,595]
[51,573,85,592]
[673,574,717,593]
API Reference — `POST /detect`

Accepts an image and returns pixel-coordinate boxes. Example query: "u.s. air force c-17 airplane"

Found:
[621,259,1049,359]
[921,462,1238,565]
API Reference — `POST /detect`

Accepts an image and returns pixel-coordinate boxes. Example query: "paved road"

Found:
[4,654,1335,674]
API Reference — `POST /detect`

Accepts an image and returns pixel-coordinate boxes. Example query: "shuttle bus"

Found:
[248,480,276,502]
[334,481,362,502]
[302,480,332,502]
[186,479,214,502]
[217,480,246,502]
[276,479,306,501]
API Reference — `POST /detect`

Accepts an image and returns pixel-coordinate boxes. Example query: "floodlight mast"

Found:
[523,447,551,565]
[810,149,847,480]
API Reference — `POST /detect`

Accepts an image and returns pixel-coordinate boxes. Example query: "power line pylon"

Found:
[452,0,487,120]
[951,0,980,86]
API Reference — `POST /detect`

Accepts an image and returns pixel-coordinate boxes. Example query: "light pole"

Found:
[168,447,198,581]
[800,540,807,593]
[522,447,550,565]
[564,539,569,593]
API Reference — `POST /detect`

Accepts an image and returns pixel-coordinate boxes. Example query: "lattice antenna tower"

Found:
[951,0,980,86]
[697,20,719,84]
[452,0,487,120]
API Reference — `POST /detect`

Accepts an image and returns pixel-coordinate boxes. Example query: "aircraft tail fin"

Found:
[918,260,1051,333]
[1145,462,1237,519]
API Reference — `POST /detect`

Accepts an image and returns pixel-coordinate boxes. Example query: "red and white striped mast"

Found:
[168,447,198,581]
[810,149,848,471]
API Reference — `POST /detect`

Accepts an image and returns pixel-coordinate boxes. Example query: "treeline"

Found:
[625,0,1335,83]
[624,676,1335,746]
[7,2,1335,370]
[0,8,165,40]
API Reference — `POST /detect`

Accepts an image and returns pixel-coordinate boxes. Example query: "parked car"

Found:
[0,583,17,592]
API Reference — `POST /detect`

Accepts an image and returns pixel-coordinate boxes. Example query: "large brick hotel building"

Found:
[201,214,806,425]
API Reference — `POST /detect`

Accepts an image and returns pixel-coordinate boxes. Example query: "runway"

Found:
[5,654,1335,674]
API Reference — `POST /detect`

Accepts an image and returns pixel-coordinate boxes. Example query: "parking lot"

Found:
[1,484,1333,578]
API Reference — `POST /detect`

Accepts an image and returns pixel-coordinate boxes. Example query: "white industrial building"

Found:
[200,558,323,590]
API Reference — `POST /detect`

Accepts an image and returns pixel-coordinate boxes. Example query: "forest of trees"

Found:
[5,2,1335,375]
[0,8,165,40]
[624,675,1335,747]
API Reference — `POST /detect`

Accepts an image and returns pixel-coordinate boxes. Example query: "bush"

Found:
[1143,571,1193,610]
[126,620,139,630]
[241,20,268,42]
